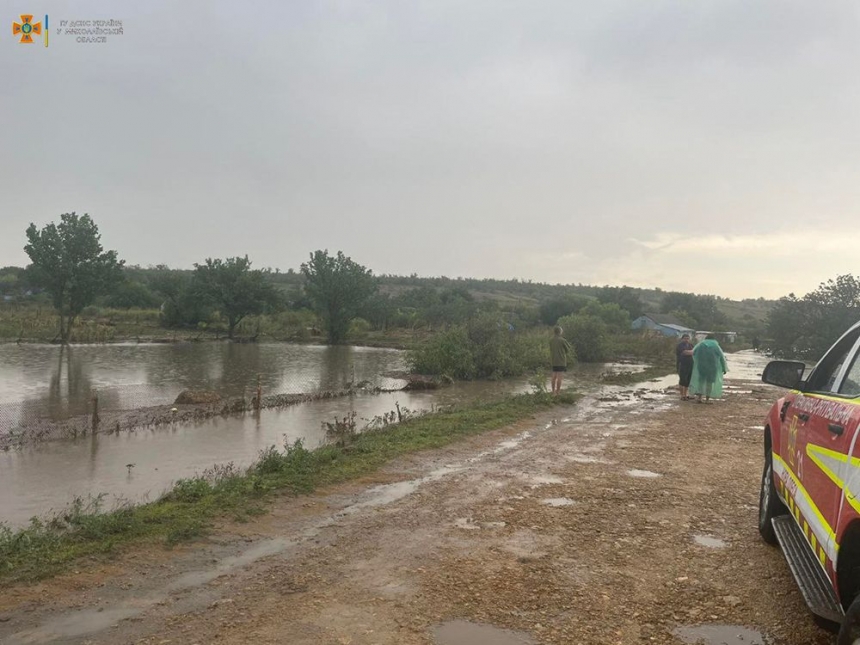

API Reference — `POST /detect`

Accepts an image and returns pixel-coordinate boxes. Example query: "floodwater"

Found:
[0,342,410,429]
[673,624,769,644]
[0,347,772,528]
[694,534,728,549]
[433,620,536,645]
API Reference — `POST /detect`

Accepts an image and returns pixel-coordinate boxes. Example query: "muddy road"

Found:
[0,377,836,645]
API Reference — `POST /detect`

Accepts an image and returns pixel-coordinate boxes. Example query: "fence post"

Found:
[91,391,100,431]
[254,374,262,411]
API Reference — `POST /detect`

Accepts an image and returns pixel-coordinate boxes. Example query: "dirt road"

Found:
[0,379,837,645]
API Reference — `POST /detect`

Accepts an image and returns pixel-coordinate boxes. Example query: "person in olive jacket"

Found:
[549,325,573,395]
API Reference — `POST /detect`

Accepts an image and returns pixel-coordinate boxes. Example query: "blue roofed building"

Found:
[631,313,695,338]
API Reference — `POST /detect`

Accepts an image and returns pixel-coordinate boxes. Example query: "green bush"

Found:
[409,313,549,379]
[557,314,608,363]
[168,477,213,502]
[349,317,372,336]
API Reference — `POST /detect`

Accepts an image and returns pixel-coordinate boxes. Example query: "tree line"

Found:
[766,275,860,359]
[7,212,766,346]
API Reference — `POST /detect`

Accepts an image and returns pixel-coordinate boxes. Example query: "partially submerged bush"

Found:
[557,314,609,363]
[409,313,549,379]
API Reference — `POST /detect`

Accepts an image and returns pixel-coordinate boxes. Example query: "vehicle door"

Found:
[831,347,860,567]
[791,328,860,572]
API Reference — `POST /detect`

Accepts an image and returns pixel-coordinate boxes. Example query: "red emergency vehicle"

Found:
[760,321,860,643]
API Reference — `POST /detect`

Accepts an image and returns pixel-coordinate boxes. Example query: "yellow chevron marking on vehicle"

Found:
[799,392,860,405]
[820,548,826,567]
[807,444,860,517]
[773,453,838,561]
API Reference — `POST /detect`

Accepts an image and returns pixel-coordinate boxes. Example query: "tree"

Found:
[660,292,725,329]
[301,250,377,344]
[193,256,282,338]
[766,275,860,358]
[24,213,123,343]
[150,269,210,328]
[578,301,631,333]
[538,294,592,325]
[103,279,161,309]
[595,285,643,318]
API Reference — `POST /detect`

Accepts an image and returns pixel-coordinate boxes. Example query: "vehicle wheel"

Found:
[838,595,860,645]
[758,449,786,545]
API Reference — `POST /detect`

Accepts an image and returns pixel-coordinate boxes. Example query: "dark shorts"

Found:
[678,362,693,387]
[552,366,567,373]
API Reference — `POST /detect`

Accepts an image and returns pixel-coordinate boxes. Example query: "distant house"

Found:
[695,330,738,344]
[631,313,695,338]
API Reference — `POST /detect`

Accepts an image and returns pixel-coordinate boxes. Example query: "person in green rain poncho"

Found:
[689,334,728,403]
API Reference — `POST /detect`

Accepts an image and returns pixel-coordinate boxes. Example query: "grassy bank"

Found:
[0,391,577,586]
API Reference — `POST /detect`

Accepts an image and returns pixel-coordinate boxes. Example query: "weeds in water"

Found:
[363,403,424,430]
[323,411,357,446]
[528,370,549,394]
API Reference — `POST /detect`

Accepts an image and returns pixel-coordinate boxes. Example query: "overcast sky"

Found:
[3,1,859,299]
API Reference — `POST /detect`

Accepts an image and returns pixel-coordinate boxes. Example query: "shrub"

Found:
[410,326,476,378]
[168,477,213,503]
[410,313,549,379]
[349,317,372,337]
[538,294,592,326]
[558,314,609,363]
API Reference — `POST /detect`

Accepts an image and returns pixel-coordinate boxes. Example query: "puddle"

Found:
[433,620,535,645]
[525,474,564,485]
[673,624,768,644]
[453,518,505,530]
[693,535,727,549]
[565,453,613,464]
[496,432,532,452]
[542,498,575,507]
[627,469,661,478]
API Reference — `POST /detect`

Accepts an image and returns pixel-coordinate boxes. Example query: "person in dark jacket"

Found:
[676,333,694,400]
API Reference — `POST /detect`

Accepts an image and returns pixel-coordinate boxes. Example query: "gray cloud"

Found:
[2,0,859,298]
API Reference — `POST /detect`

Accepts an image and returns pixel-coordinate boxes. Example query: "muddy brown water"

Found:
[0,342,653,528]
[673,624,769,644]
[0,342,409,428]
[433,620,536,645]
[0,347,770,529]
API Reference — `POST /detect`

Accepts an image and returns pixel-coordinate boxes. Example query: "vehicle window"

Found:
[805,331,860,393]
[840,352,860,397]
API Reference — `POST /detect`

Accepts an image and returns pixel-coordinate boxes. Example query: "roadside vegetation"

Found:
[0,391,576,585]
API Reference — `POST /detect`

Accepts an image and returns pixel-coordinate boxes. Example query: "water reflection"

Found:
[0,343,407,431]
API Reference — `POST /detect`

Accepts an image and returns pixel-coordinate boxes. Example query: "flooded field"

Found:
[0,342,409,429]
[0,342,649,528]
[0,346,770,529]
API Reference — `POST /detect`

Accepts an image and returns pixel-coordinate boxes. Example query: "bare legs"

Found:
[551,371,563,395]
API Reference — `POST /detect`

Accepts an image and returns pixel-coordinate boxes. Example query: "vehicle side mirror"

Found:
[762,360,806,390]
